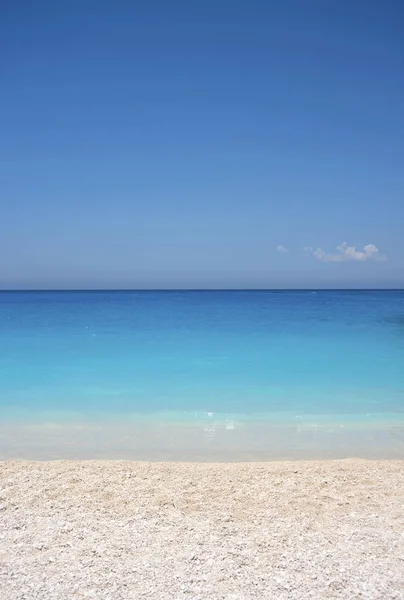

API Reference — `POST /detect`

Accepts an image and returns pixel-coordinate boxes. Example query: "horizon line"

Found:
[0,288,403,293]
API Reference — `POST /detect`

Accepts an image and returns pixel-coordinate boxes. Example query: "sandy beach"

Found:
[0,460,403,599]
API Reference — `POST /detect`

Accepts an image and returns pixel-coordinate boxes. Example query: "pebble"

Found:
[0,459,403,600]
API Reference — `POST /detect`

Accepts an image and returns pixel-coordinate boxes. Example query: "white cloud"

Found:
[307,242,387,263]
[276,245,288,253]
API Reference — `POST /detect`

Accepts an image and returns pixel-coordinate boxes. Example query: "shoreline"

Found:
[1,418,404,461]
[1,459,403,599]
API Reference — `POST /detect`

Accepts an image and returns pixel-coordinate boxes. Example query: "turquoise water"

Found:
[0,290,404,459]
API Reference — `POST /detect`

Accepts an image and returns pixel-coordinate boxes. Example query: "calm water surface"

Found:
[0,290,403,459]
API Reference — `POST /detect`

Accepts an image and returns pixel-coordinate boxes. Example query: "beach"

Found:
[1,459,403,599]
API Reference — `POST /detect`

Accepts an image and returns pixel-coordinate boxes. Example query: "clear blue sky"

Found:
[1,0,403,289]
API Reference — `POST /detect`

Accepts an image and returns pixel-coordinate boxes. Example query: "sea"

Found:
[0,290,403,460]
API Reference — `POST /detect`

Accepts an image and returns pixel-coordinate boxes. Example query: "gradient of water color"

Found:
[0,290,403,459]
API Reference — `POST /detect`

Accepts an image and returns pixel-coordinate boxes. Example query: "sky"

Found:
[0,0,403,289]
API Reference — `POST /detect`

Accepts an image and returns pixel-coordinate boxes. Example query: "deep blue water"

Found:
[0,290,404,458]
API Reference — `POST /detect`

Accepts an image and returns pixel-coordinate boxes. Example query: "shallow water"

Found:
[0,290,403,459]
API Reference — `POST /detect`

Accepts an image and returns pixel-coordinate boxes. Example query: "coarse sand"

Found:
[1,459,403,599]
